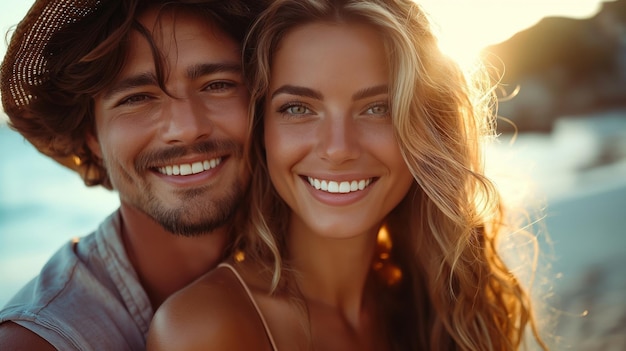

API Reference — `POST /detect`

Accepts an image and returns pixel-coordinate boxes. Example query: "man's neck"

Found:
[118,203,228,309]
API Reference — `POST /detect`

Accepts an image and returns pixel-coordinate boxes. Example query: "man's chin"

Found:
[144,181,244,236]
[159,219,229,237]
[150,202,237,237]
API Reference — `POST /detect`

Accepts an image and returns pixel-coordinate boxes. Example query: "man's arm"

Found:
[0,322,57,351]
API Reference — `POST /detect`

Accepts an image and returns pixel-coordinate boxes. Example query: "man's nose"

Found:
[160,97,212,144]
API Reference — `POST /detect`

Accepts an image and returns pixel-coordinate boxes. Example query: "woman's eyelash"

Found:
[364,102,389,115]
[277,102,313,116]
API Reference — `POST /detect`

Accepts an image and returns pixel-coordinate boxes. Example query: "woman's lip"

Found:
[301,176,377,206]
[305,176,374,194]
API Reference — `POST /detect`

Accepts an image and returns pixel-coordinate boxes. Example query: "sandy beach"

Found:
[542,183,626,350]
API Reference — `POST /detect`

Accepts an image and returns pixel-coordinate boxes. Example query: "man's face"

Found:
[90,8,249,236]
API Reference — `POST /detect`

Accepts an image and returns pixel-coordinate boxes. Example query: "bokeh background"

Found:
[1,1,625,350]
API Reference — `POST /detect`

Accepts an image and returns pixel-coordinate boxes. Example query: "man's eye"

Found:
[117,94,151,106]
[205,81,235,92]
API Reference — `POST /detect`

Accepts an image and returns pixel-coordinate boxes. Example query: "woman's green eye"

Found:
[287,105,309,114]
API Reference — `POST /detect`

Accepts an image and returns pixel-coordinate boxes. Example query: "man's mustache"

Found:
[134,140,243,170]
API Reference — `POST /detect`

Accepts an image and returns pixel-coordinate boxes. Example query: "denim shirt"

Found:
[0,210,153,350]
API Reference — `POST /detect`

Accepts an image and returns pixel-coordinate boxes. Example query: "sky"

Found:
[0,1,608,70]
[0,0,610,104]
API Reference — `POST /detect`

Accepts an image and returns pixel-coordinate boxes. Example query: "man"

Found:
[0,0,263,349]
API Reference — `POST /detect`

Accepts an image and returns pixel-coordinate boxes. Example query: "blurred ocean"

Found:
[0,123,119,305]
[1,111,625,348]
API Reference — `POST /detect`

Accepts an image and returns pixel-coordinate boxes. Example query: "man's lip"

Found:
[151,156,229,187]
[155,156,223,176]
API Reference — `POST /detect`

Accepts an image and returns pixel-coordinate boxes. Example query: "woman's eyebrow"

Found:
[270,84,387,101]
[352,85,388,101]
[270,85,323,100]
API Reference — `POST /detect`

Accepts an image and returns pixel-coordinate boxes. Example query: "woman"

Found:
[147,0,548,350]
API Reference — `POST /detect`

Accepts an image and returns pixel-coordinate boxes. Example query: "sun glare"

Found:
[418,0,605,68]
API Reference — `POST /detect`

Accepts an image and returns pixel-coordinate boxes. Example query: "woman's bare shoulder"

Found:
[146,264,271,351]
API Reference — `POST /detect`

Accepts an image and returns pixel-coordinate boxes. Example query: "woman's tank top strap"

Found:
[217,262,279,351]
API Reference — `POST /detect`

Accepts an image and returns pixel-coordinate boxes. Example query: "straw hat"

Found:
[0,0,123,187]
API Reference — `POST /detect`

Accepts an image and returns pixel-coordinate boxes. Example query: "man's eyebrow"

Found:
[352,85,388,101]
[102,63,242,100]
[102,72,157,100]
[270,85,323,100]
[187,62,242,80]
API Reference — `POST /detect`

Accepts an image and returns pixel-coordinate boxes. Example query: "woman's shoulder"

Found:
[146,263,272,351]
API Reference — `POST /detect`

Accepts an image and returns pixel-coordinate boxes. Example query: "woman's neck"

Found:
[286,223,380,326]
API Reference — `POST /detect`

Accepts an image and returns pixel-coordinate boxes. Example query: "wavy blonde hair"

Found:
[239,0,548,350]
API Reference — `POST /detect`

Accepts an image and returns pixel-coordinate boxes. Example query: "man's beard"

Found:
[144,179,244,237]
[131,139,245,236]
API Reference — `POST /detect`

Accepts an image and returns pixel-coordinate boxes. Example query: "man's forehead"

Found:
[119,11,239,73]
[134,4,219,40]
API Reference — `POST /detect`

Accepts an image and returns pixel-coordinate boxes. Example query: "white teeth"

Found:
[358,179,366,190]
[157,158,222,176]
[191,162,204,174]
[179,164,192,175]
[338,182,351,193]
[307,177,372,194]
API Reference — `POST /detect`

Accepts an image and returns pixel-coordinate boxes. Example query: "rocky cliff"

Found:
[481,0,626,132]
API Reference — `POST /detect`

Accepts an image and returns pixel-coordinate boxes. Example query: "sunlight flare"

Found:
[418,0,605,68]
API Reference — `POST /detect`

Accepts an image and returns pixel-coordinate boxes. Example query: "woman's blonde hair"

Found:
[239,0,548,349]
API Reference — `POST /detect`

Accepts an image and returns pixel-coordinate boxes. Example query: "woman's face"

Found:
[264,21,414,239]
